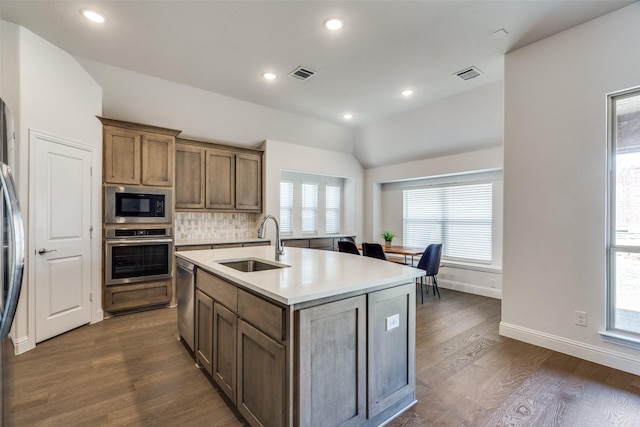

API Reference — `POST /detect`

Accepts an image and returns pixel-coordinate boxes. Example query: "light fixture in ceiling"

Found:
[343,113,353,120]
[262,72,277,80]
[80,9,106,23]
[324,17,344,31]
[401,89,414,97]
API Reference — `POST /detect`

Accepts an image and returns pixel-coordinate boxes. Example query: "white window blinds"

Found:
[326,185,341,234]
[301,183,318,233]
[403,182,493,263]
[280,181,293,233]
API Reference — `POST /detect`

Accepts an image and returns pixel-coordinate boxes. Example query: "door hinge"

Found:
[90,166,93,176]
[90,225,94,239]
[90,292,93,302]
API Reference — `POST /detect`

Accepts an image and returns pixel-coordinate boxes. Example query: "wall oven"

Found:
[105,228,173,286]
[105,186,172,224]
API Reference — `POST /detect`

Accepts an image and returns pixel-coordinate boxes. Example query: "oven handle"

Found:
[106,238,174,245]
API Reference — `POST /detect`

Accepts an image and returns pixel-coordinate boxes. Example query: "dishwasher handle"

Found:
[176,258,195,272]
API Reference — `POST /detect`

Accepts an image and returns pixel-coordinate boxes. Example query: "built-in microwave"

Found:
[105,186,173,224]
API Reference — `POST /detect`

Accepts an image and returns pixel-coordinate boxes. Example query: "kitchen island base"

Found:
[177,246,423,427]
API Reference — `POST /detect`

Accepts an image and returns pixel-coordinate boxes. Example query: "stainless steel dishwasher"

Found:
[176,258,196,352]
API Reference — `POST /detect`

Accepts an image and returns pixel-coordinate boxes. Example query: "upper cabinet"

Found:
[176,138,263,212]
[99,117,180,187]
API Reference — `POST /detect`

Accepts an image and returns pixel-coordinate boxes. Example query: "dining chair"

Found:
[339,236,356,243]
[338,240,360,255]
[362,242,387,260]
[416,243,442,302]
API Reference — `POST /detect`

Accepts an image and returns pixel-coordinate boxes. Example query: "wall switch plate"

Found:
[575,310,587,327]
[386,314,400,331]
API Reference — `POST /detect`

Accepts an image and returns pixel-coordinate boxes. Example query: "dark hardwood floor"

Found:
[9,289,640,426]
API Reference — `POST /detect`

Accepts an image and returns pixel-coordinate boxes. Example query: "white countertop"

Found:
[175,237,268,246]
[176,246,425,305]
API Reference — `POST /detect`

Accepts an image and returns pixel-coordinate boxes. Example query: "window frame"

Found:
[606,86,640,339]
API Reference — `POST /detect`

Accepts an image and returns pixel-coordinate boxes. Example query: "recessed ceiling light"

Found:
[343,113,353,120]
[80,9,106,23]
[324,17,344,31]
[262,72,277,80]
[401,89,414,97]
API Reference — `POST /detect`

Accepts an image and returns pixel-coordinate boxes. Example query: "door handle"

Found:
[37,248,57,255]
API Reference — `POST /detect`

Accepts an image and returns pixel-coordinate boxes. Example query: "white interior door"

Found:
[33,134,92,343]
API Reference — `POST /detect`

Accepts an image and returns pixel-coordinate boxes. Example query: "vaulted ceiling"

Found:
[1,0,633,129]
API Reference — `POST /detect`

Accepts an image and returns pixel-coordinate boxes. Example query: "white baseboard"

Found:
[500,321,640,376]
[438,278,502,299]
[11,334,35,355]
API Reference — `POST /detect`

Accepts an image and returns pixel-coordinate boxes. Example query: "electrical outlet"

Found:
[575,311,587,327]
[386,314,400,331]
[490,279,496,288]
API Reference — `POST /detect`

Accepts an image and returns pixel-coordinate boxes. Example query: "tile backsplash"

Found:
[175,212,261,241]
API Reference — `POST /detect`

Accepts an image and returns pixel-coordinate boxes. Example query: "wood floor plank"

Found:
[9,288,640,426]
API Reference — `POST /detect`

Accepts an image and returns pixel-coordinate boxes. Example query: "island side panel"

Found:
[367,282,417,420]
[296,295,367,427]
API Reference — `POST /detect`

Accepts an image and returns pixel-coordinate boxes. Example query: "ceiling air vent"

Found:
[289,66,316,81]
[454,66,483,81]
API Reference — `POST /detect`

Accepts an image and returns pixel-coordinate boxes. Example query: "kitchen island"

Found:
[176,245,425,427]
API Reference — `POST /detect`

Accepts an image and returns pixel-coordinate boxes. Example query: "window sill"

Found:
[441,261,502,274]
[599,330,640,350]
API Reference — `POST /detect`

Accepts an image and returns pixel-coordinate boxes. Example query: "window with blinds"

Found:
[403,182,493,263]
[280,181,293,234]
[301,183,318,233]
[326,185,341,234]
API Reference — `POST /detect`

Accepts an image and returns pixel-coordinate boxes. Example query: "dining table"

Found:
[357,244,424,266]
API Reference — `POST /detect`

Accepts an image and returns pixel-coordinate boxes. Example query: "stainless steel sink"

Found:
[218,258,289,272]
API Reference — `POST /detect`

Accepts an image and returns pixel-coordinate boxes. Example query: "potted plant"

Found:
[380,231,396,248]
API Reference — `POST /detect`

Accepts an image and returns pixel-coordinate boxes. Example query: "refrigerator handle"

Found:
[0,163,25,338]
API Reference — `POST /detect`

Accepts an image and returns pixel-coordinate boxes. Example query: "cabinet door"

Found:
[175,144,206,209]
[367,283,416,418]
[205,149,235,210]
[103,126,141,184]
[141,132,174,187]
[235,152,262,211]
[237,320,285,427]
[195,290,214,375]
[298,295,367,427]
[213,302,237,403]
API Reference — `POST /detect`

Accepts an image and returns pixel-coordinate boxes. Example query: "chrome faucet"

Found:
[257,214,285,259]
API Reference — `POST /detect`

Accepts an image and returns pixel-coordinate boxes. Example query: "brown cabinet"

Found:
[195,289,214,375]
[176,139,263,212]
[175,144,205,207]
[100,117,178,187]
[195,271,285,427]
[103,279,171,312]
[213,302,237,403]
[237,320,286,427]
[297,295,367,426]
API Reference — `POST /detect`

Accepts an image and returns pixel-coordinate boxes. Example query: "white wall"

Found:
[365,146,503,298]
[354,81,503,168]
[76,57,354,155]
[0,22,103,354]
[502,3,640,375]
[263,139,364,243]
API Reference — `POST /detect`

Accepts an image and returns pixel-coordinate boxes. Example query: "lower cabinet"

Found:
[193,268,415,427]
[195,290,213,374]
[213,302,237,403]
[367,284,416,419]
[297,295,367,427]
[237,320,286,427]
[104,279,171,313]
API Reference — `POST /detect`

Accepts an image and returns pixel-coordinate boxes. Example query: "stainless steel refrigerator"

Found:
[0,98,26,427]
